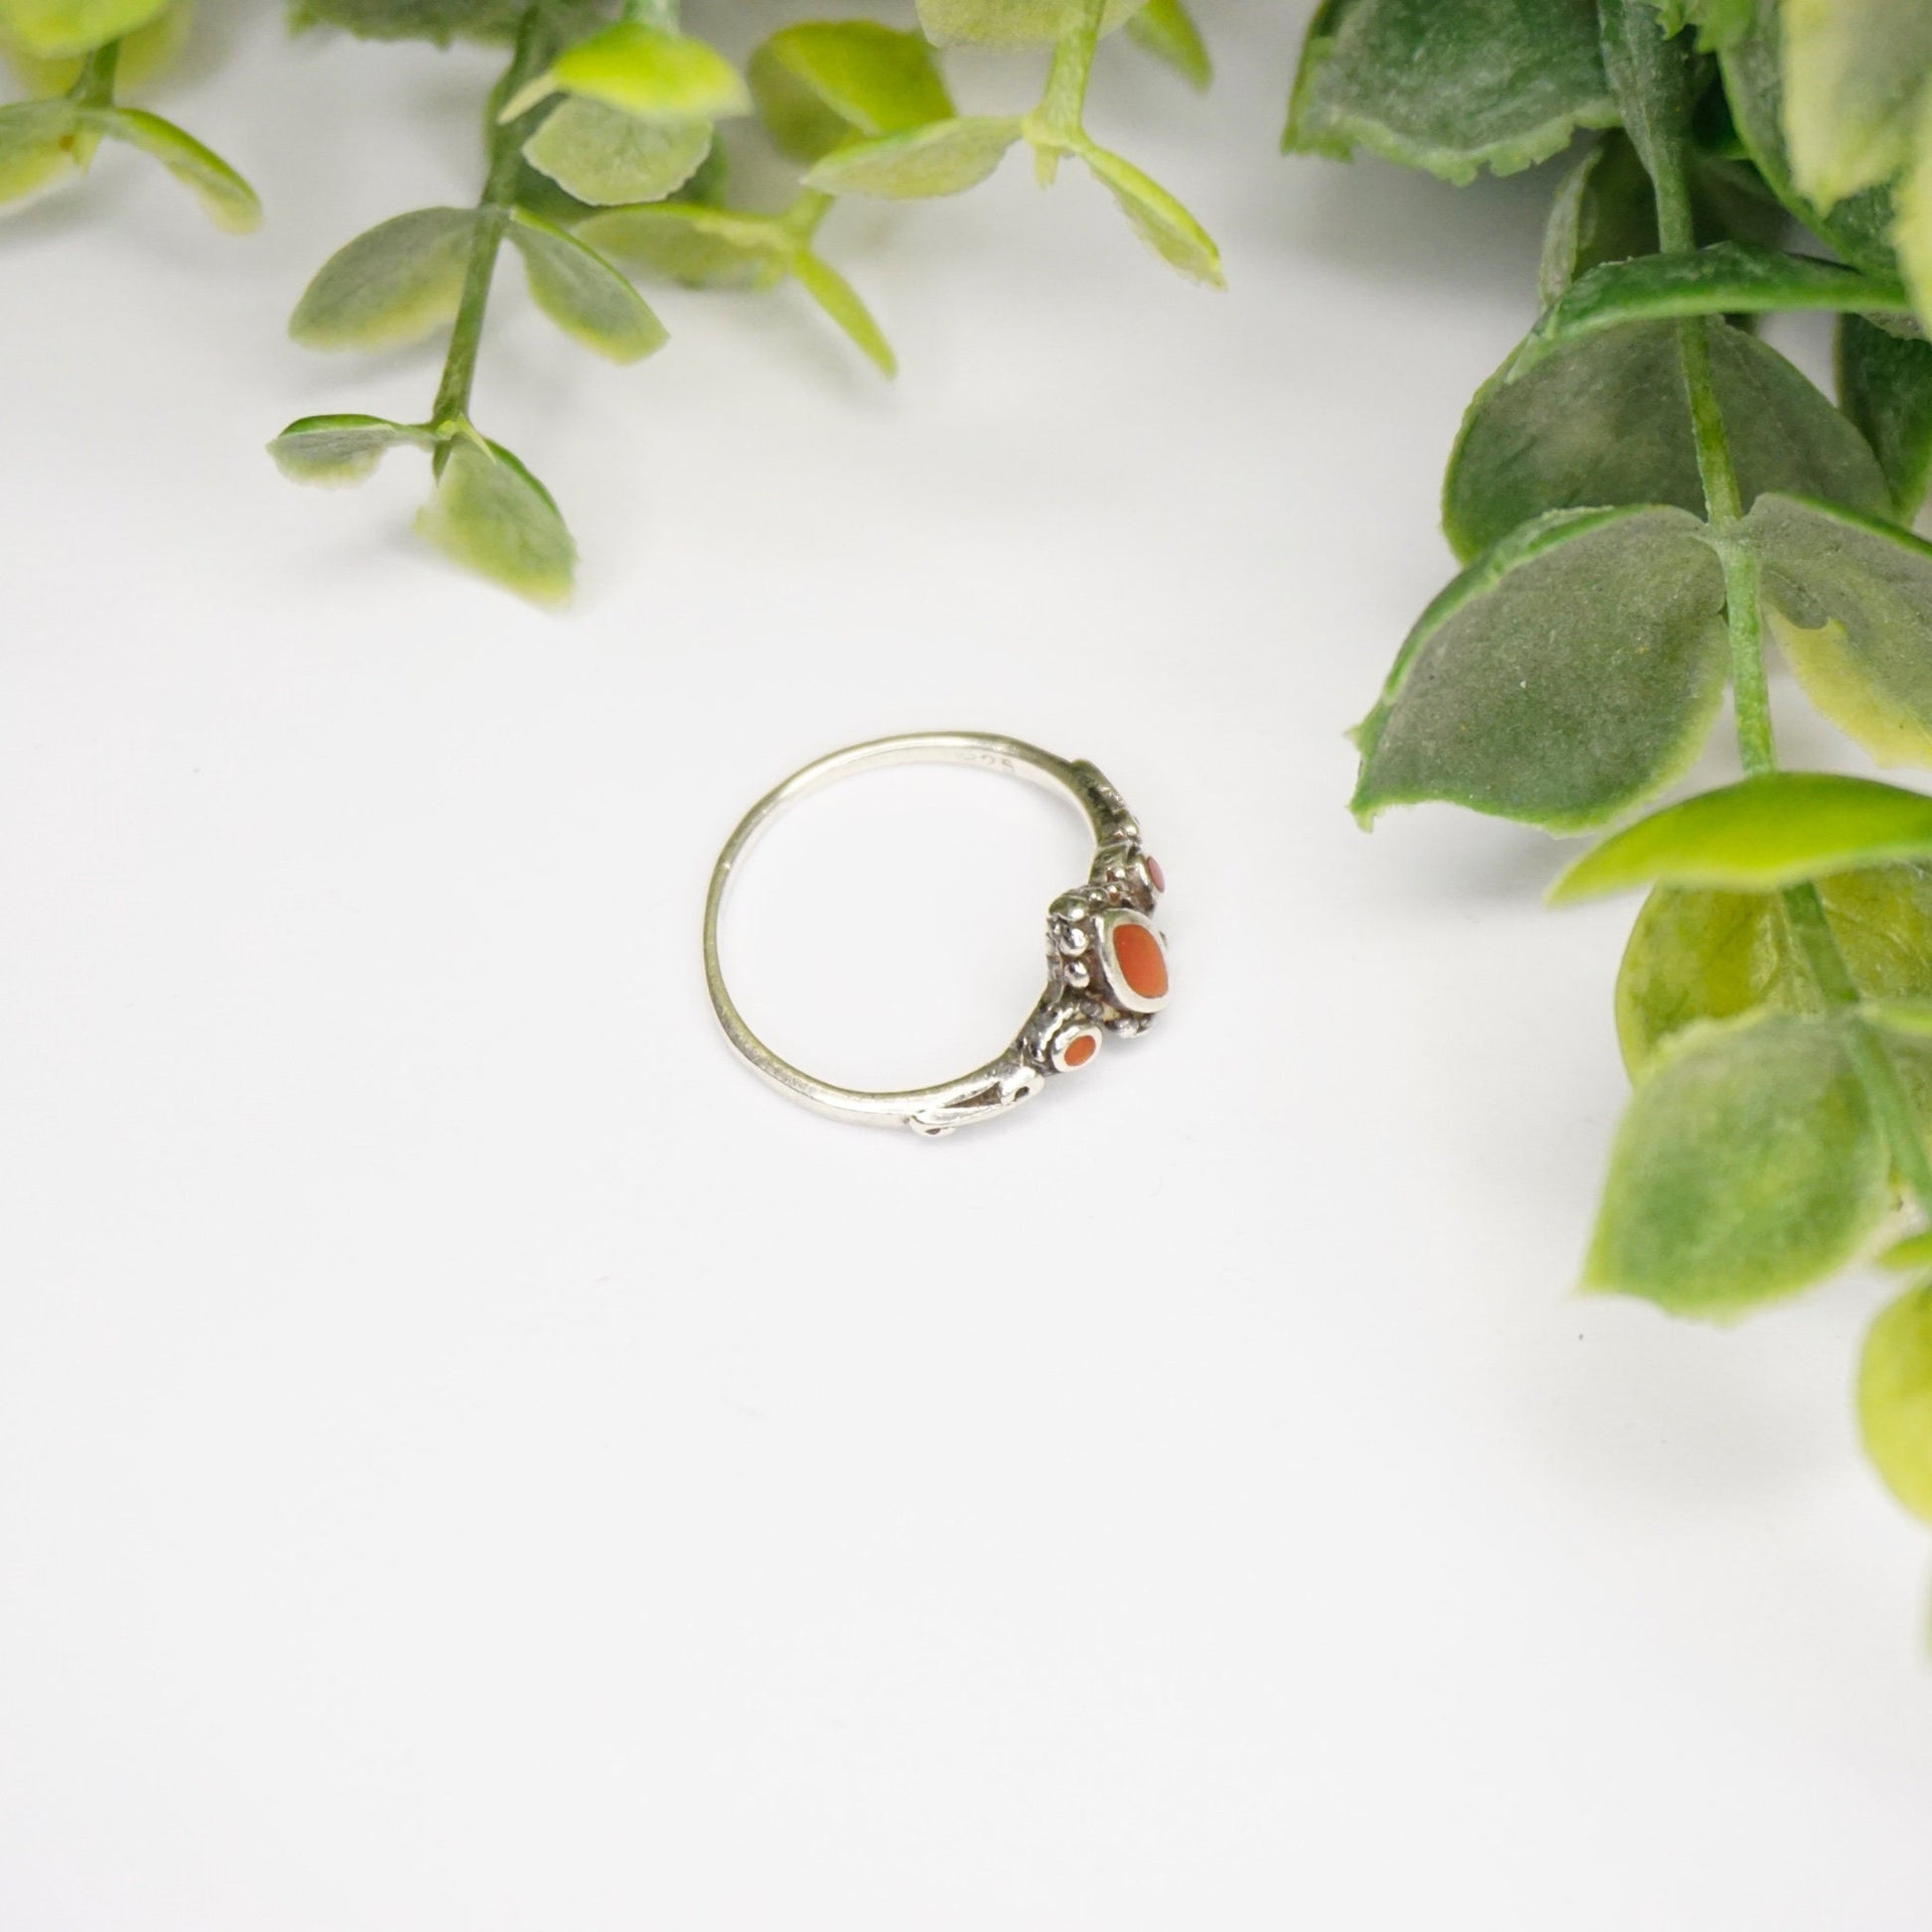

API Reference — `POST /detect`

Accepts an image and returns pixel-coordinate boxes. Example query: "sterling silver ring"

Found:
[703,733,1170,1136]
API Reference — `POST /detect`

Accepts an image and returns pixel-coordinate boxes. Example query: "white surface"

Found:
[4,3,1932,1927]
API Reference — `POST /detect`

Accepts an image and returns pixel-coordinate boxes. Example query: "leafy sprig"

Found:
[1296,0,1932,1564]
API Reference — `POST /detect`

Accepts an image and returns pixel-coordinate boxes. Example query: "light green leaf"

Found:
[0,0,164,58]
[578,203,784,289]
[791,250,895,375]
[5,0,191,92]
[1897,90,1932,327]
[1749,492,1932,768]
[1877,1228,1932,1270]
[1076,139,1223,287]
[1838,314,1932,520]
[750,22,952,164]
[84,105,258,232]
[1720,6,1901,281]
[1615,864,1932,1072]
[1520,244,1914,377]
[0,96,75,205]
[417,436,575,607]
[522,97,710,207]
[914,0,1143,50]
[506,24,750,124]
[1554,772,1932,902]
[1860,1282,1932,1520]
[1782,0,1932,210]
[1284,0,1616,185]
[1538,132,1657,306]
[505,208,665,364]
[1353,506,1727,833]
[290,207,480,351]
[1587,1013,1889,1318]
[268,413,433,487]
[1125,0,1209,89]
[806,114,1023,199]
[1445,321,1887,562]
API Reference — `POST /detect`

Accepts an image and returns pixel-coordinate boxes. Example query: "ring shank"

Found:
[703,734,1125,1131]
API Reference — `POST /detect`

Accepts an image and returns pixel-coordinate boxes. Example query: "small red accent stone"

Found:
[1113,922,1168,1001]
[1062,1033,1098,1068]
[1146,855,1166,894]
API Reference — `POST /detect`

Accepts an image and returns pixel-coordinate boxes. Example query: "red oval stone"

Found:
[1062,1032,1098,1067]
[1146,855,1166,894]
[1113,921,1168,1000]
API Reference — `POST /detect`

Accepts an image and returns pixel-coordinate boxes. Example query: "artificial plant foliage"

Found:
[1305,0,1932,1550]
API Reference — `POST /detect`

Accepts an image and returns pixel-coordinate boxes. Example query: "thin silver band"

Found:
[703,733,1169,1136]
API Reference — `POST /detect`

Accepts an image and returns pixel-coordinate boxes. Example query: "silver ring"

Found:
[703,733,1170,1136]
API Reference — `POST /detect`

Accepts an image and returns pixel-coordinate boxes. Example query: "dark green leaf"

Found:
[1125,0,1210,89]
[1076,139,1223,287]
[505,209,666,363]
[1838,314,1932,518]
[1285,0,1616,185]
[1720,5,1901,280]
[1353,506,1727,832]
[1520,243,1913,376]
[522,97,711,207]
[1655,0,1757,52]
[417,436,575,607]
[1615,864,1932,1071]
[268,413,434,486]
[1553,772,1932,901]
[0,0,164,58]
[750,22,952,164]
[806,115,1024,199]
[86,106,259,232]
[1539,133,1658,306]
[288,0,544,46]
[1749,492,1932,768]
[1860,1282,1932,1521]
[1446,321,1887,561]
[914,0,1143,49]
[290,207,481,351]
[1587,1013,1889,1318]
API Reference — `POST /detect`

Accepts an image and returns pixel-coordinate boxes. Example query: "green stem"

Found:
[430,4,552,436]
[69,37,119,108]
[1618,0,1932,1222]
[1031,0,1104,183]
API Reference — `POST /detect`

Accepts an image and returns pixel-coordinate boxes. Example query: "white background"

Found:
[4,1,1932,1925]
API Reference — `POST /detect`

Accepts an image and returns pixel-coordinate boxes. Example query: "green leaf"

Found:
[0,96,75,205]
[1538,132,1657,306]
[1353,506,1727,833]
[1587,1013,1889,1318]
[1519,244,1914,377]
[914,0,1143,50]
[1748,492,1932,769]
[806,114,1024,199]
[4,0,190,92]
[521,97,711,207]
[505,208,665,364]
[0,0,164,58]
[288,0,536,45]
[1554,772,1932,902]
[1284,0,1616,186]
[84,105,259,232]
[267,413,433,486]
[1897,91,1932,327]
[1076,139,1223,287]
[507,24,750,124]
[1615,864,1932,1072]
[1838,314,1932,519]
[417,435,575,607]
[1720,5,1901,281]
[578,203,784,289]
[1445,321,1888,562]
[1655,0,1756,53]
[792,250,895,375]
[1860,1282,1932,1521]
[1782,0,1932,210]
[290,207,480,351]
[1877,1228,1932,1270]
[750,22,952,165]
[1124,0,1209,89]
